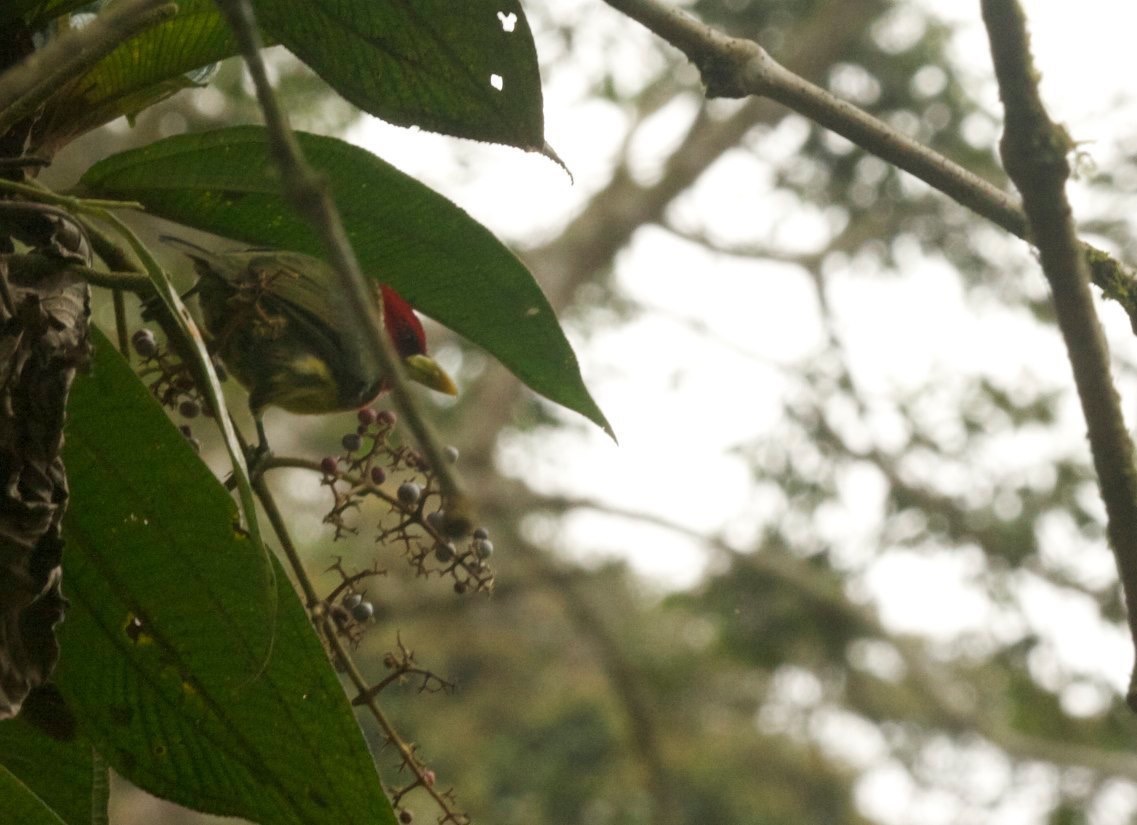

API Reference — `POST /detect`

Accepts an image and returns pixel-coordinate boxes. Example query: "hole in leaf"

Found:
[497,11,517,32]
[124,613,146,643]
[490,73,504,91]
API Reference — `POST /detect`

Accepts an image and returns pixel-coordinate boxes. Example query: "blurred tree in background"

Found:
[9,0,1137,823]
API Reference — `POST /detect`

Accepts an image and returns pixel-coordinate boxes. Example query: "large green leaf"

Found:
[79,127,614,436]
[253,0,544,150]
[0,769,67,825]
[34,0,236,151]
[57,328,396,824]
[0,717,95,824]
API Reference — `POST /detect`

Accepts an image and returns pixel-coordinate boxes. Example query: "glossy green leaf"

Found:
[0,717,94,824]
[253,0,544,150]
[57,328,396,824]
[79,127,614,436]
[34,0,236,151]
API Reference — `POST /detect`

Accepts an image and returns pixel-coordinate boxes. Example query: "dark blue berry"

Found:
[397,481,421,507]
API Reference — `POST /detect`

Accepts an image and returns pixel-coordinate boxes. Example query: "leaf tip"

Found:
[537,141,573,184]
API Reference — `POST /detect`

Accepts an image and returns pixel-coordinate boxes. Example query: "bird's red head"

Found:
[379,285,427,359]
[378,285,458,396]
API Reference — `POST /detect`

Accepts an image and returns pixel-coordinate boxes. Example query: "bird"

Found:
[161,234,456,451]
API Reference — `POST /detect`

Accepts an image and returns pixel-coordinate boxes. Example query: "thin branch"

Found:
[211,0,473,536]
[0,156,48,170]
[0,254,149,291]
[253,472,319,607]
[318,610,469,823]
[659,221,825,269]
[981,0,1137,712]
[112,287,129,357]
[597,0,1137,328]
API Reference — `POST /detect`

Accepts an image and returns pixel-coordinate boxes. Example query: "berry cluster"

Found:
[320,408,495,595]
[131,327,219,451]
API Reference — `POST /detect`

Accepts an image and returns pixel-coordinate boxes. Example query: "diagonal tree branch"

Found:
[981,0,1137,712]
[596,0,1137,330]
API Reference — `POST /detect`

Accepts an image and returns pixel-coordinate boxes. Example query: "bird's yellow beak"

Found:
[404,354,458,396]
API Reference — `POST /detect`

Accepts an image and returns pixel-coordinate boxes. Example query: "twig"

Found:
[597,0,1137,328]
[112,287,129,358]
[980,0,1137,713]
[320,610,467,821]
[252,473,319,607]
[0,254,149,291]
[0,156,49,170]
[212,0,473,536]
